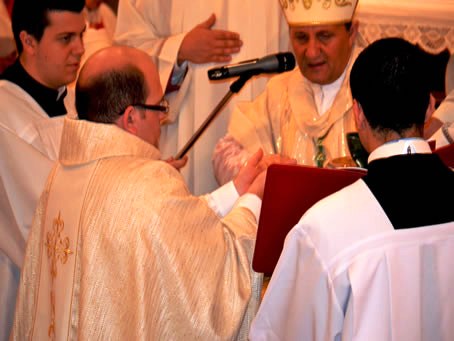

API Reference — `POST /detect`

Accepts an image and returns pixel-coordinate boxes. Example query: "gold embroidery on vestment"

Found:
[45,211,73,340]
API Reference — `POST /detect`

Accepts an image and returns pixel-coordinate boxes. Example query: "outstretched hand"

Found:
[234,150,297,199]
[177,13,243,65]
[165,156,188,171]
[257,153,297,172]
[233,149,264,196]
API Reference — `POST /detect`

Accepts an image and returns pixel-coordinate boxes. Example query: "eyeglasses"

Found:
[132,98,169,114]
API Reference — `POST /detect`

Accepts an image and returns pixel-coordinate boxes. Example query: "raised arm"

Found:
[114,0,185,92]
[115,3,243,90]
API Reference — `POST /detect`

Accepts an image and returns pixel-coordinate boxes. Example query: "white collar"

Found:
[57,86,67,101]
[309,67,347,115]
[322,67,346,93]
[368,137,432,163]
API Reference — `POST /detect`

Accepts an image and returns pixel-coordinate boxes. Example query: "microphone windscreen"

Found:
[276,52,296,72]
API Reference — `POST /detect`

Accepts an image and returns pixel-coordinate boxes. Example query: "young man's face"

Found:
[31,10,86,89]
[290,23,356,85]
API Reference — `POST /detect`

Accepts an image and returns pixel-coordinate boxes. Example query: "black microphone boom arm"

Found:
[175,74,253,159]
[175,52,296,159]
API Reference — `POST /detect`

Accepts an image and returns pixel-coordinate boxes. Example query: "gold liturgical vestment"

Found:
[11,118,261,340]
[227,47,362,167]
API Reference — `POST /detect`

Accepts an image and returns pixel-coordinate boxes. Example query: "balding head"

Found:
[78,45,157,86]
[76,45,162,123]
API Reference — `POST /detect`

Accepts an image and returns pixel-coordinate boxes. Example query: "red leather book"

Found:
[253,164,366,275]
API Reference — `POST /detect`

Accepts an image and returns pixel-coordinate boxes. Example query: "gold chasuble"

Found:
[11,118,261,340]
[228,47,362,168]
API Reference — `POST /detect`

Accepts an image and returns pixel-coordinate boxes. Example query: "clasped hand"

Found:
[233,149,297,199]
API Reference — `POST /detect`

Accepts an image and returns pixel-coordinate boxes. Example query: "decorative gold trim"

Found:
[46,212,72,278]
[280,0,352,11]
[45,212,73,340]
[288,18,353,26]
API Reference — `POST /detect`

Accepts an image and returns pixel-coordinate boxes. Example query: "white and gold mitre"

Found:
[279,0,359,26]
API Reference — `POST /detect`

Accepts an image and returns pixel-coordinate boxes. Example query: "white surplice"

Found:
[433,89,454,124]
[428,89,454,148]
[250,179,454,340]
[114,0,289,195]
[0,80,72,341]
[250,140,454,340]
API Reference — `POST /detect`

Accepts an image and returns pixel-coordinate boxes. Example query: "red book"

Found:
[434,143,454,168]
[253,164,366,275]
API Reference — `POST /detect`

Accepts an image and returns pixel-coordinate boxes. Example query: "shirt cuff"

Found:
[235,193,262,223]
[171,60,188,86]
[204,181,240,217]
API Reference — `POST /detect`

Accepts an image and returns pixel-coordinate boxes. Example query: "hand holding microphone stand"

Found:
[174,52,296,160]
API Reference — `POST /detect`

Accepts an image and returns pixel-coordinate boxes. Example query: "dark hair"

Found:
[76,64,148,123]
[350,37,430,135]
[12,0,85,54]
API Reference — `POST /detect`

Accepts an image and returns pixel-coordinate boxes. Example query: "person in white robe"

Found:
[213,0,363,185]
[431,120,454,148]
[425,53,454,142]
[250,37,454,341]
[114,0,289,195]
[0,1,86,340]
[428,70,454,147]
[434,51,454,125]
[84,0,116,40]
[10,45,298,340]
[0,0,15,73]
[81,0,117,66]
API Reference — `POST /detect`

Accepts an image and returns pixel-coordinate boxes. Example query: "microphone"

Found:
[207,52,295,80]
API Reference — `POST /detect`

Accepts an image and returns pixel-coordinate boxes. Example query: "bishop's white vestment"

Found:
[114,0,289,195]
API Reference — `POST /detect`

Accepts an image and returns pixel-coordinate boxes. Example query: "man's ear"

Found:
[19,31,36,54]
[424,93,436,123]
[116,106,138,135]
[352,99,366,130]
